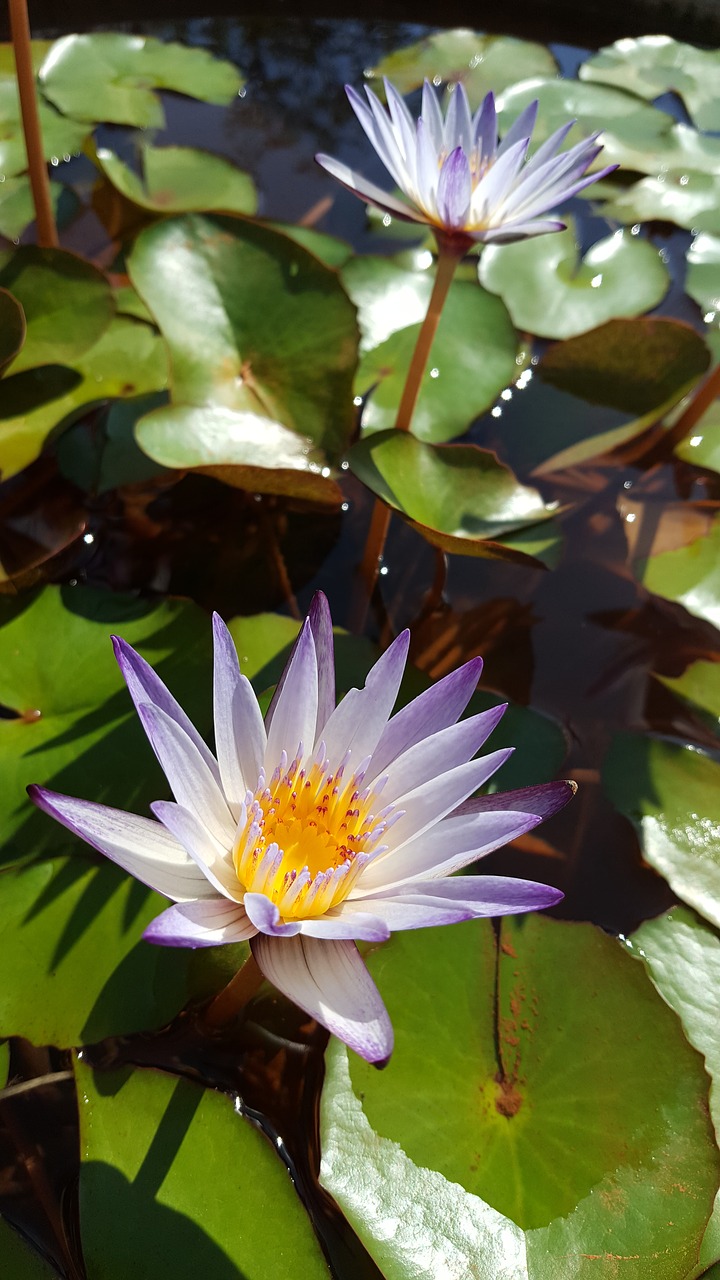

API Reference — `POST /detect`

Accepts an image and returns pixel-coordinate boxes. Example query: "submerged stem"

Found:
[8,0,58,248]
[204,952,264,1028]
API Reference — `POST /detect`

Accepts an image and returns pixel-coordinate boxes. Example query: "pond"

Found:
[0,7,719,1280]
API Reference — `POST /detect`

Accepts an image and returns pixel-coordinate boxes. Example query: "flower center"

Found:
[232,746,390,920]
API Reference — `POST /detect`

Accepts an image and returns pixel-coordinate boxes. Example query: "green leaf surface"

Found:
[341,253,434,352]
[497,76,720,177]
[369,31,556,106]
[604,732,720,929]
[97,144,257,217]
[349,430,561,567]
[128,213,358,487]
[658,661,720,727]
[632,906,720,1273]
[0,856,190,1046]
[581,36,720,132]
[39,33,243,128]
[0,286,24,374]
[635,513,720,630]
[321,915,719,1279]
[0,176,70,241]
[0,78,88,179]
[56,392,172,494]
[0,315,167,481]
[599,171,720,234]
[266,222,353,268]
[676,401,720,474]
[0,585,212,862]
[686,232,720,341]
[356,280,517,442]
[0,1219,57,1279]
[479,223,669,340]
[0,247,114,374]
[77,1060,330,1280]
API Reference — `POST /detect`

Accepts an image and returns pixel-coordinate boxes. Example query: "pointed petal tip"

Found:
[372,1051,392,1070]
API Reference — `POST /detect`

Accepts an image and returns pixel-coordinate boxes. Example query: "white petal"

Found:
[367,656,483,781]
[151,800,241,901]
[212,614,266,811]
[380,706,506,806]
[137,703,236,847]
[144,899,257,947]
[386,748,514,851]
[321,630,410,765]
[265,619,318,769]
[315,154,427,223]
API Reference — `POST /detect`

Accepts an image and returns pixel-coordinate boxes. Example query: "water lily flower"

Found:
[316,79,616,249]
[29,594,573,1065]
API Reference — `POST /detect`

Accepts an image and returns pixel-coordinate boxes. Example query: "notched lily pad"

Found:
[581,36,720,132]
[369,31,556,107]
[599,171,720,235]
[350,429,560,566]
[479,221,669,340]
[39,32,243,128]
[97,144,257,217]
[321,915,719,1279]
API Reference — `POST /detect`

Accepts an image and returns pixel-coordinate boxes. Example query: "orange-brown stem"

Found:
[8,0,58,248]
[204,952,264,1029]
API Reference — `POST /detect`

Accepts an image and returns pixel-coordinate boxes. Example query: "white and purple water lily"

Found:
[29,594,573,1065]
[317,79,616,248]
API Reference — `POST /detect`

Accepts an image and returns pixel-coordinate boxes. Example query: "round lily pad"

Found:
[77,1060,330,1280]
[128,213,358,491]
[634,512,720,629]
[97,144,257,217]
[581,36,720,133]
[321,914,719,1279]
[0,78,88,179]
[342,254,434,352]
[479,222,669,340]
[604,732,720,929]
[369,31,557,107]
[0,246,114,374]
[599,171,720,234]
[39,32,243,128]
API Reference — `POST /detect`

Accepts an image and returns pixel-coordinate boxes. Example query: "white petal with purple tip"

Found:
[144,898,257,948]
[137,703,235,846]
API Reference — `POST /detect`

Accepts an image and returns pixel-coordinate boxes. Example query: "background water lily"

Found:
[30,592,572,1064]
[317,79,616,248]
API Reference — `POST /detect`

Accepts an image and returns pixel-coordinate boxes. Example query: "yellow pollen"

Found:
[232,755,384,920]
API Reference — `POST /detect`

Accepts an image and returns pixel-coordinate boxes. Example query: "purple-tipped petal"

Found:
[381,704,507,806]
[321,630,411,766]
[437,147,472,229]
[298,911,390,942]
[421,79,445,152]
[27,785,210,902]
[137,703,235,846]
[368,656,483,780]
[473,91,498,164]
[388,747,514,850]
[144,898,257,948]
[212,614,266,812]
[112,637,221,784]
[244,892,302,937]
[251,934,394,1063]
[265,619,318,766]
[344,85,409,191]
[315,154,426,223]
[345,874,563,930]
[474,218,566,244]
[471,135,530,221]
[497,100,539,157]
[444,81,473,158]
[308,591,336,739]
[455,779,577,820]
[151,800,240,900]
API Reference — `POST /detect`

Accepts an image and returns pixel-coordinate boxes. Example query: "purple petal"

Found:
[244,892,302,937]
[368,656,483,780]
[497,100,539,157]
[265,618,318,764]
[473,218,566,244]
[315,154,426,223]
[322,630,410,766]
[137,703,235,846]
[27,785,210,901]
[212,613,266,813]
[444,82,473,158]
[143,898,257,948]
[473,92,498,165]
[455,779,577,820]
[381,704,506,806]
[151,800,240,900]
[308,591,336,739]
[343,85,409,191]
[471,136,530,220]
[251,934,394,1063]
[345,874,563,930]
[112,637,220,784]
[437,147,472,228]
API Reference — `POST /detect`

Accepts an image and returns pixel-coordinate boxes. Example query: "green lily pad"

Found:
[0,286,24,374]
[341,254,434,352]
[631,906,720,1273]
[0,246,114,375]
[479,222,669,341]
[265,222,353,269]
[581,36,720,133]
[97,144,257,217]
[0,176,70,242]
[0,856,190,1046]
[113,283,154,324]
[604,732,720,929]
[599,171,720,234]
[56,392,172,494]
[128,213,357,495]
[686,232,720,337]
[321,915,719,1278]
[0,315,167,481]
[350,430,560,567]
[0,39,53,76]
[0,585,212,862]
[0,1219,57,1279]
[0,78,88,179]
[657,661,720,729]
[497,77,720,178]
[634,512,720,629]
[675,401,720,474]
[355,277,517,442]
[369,31,556,107]
[39,33,243,129]
[77,1060,330,1280]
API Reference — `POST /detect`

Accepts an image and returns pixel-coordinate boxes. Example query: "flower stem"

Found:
[204,952,264,1029]
[8,0,58,248]
[351,244,461,631]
